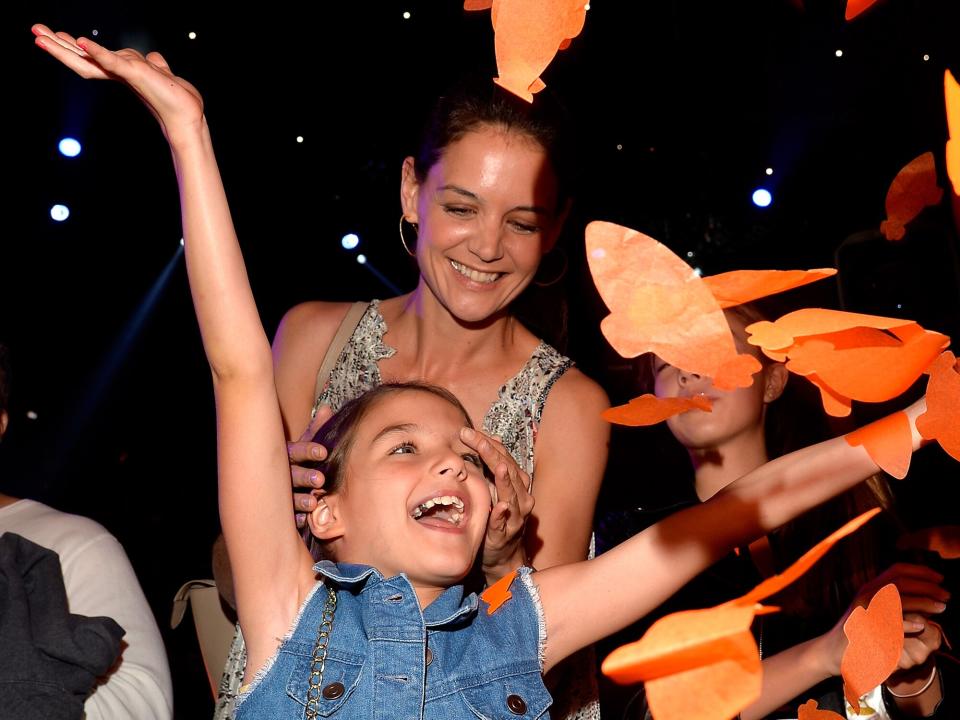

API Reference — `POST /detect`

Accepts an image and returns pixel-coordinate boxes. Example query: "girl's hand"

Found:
[460,428,536,581]
[32,24,204,143]
[819,562,947,676]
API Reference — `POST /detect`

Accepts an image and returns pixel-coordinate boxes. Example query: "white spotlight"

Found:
[835,49,843,58]
[180,238,185,247]
[923,54,930,62]
[765,167,774,176]
[50,204,70,222]
[357,254,367,265]
[188,31,197,40]
[26,411,39,420]
[59,137,82,157]
[92,29,99,36]
[296,136,304,144]
[686,251,695,258]
[752,188,773,208]
[403,11,411,19]
[341,233,360,250]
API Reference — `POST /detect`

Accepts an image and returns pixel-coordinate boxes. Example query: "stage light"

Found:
[686,251,694,258]
[357,254,367,265]
[616,143,623,151]
[26,411,38,421]
[752,188,772,208]
[188,32,197,40]
[835,49,843,58]
[765,167,773,176]
[92,29,99,36]
[341,233,360,250]
[403,11,411,19]
[923,54,930,62]
[180,238,185,247]
[59,137,82,157]
[296,136,304,143]
[693,267,702,277]
[50,204,70,222]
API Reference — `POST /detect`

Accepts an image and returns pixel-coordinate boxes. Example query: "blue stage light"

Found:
[752,188,772,208]
[357,254,367,265]
[59,137,82,157]
[50,204,70,222]
[341,233,360,250]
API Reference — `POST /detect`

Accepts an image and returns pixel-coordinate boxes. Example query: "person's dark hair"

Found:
[414,76,577,214]
[0,343,10,415]
[301,382,475,560]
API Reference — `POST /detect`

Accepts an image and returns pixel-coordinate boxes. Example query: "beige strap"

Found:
[313,301,368,402]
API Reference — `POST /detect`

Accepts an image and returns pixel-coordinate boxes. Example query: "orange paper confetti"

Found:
[465,0,586,102]
[797,699,844,720]
[897,526,960,560]
[845,411,914,479]
[603,394,712,427]
[602,509,880,720]
[845,0,881,20]
[702,268,837,309]
[917,350,960,461]
[880,153,944,241]
[586,220,761,391]
[946,70,960,196]
[842,583,904,708]
[480,568,517,615]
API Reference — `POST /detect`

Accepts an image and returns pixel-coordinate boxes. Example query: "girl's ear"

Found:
[763,363,789,404]
[400,156,421,225]
[306,494,346,541]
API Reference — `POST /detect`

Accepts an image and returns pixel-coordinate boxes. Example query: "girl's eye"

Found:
[462,453,482,468]
[389,442,417,456]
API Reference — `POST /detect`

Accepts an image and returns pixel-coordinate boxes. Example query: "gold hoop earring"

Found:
[399,215,418,257]
[533,246,568,287]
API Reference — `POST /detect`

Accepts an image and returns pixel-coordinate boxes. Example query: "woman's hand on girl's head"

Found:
[32,24,205,144]
[289,404,334,527]
[460,427,535,582]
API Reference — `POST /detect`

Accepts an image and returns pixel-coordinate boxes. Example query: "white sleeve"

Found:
[60,532,174,720]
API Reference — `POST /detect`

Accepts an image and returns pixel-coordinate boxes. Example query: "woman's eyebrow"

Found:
[438,184,549,215]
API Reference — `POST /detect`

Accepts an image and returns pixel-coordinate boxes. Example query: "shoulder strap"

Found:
[313,302,369,402]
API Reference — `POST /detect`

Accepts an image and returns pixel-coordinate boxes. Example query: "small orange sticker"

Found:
[481,569,517,615]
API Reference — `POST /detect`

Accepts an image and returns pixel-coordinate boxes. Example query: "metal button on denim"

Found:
[506,694,527,714]
[322,682,345,700]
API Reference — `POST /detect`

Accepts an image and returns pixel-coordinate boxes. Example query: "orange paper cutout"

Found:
[798,699,844,720]
[897,526,960,560]
[917,350,960,461]
[880,153,944,241]
[586,221,761,391]
[466,0,586,102]
[946,70,960,196]
[842,583,904,708]
[603,394,712,427]
[602,509,880,720]
[746,309,914,355]
[480,568,517,615]
[845,0,881,20]
[702,268,837,309]
[845,411,914,479]
[786,326,948,404]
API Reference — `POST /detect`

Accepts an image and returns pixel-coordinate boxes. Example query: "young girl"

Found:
[32,25,939,719]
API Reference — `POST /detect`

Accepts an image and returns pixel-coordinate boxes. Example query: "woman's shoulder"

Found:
[544,365,610,421]
[273,301,368,359]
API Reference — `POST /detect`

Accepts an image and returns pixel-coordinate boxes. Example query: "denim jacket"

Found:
[235,562,551,719]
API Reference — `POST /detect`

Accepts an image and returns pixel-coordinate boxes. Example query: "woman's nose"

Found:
[467,222,504,263]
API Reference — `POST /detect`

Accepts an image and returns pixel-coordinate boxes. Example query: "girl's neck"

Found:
[689,428,769,501]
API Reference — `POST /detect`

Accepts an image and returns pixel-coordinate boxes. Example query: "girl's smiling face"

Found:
[314,388,494,594]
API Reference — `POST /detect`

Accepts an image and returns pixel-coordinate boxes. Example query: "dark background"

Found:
[3,1,959,716]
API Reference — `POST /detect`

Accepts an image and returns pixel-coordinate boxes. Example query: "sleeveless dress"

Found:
[215,300,600,720]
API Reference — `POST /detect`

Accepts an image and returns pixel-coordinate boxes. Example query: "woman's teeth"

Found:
[450,260,499,284]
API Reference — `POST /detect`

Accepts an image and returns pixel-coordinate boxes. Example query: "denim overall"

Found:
[235,562,552,719]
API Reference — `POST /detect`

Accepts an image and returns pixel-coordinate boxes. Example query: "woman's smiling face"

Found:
[402,124,563,324]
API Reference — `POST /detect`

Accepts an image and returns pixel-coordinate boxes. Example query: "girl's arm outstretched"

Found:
[33,25,314,678]
[534,399,928,672]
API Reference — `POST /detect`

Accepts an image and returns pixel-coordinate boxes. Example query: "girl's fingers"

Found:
[146,51,171,71]
[900,594,948,615]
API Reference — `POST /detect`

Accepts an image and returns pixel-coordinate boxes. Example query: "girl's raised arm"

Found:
[534,398,929,672]
[33,25,315,676]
